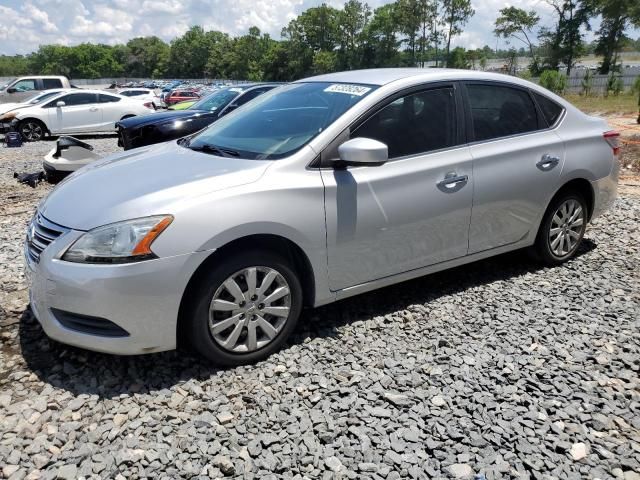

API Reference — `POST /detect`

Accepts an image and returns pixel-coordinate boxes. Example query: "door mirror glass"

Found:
[56,101,66,108]
[337,137,388,166]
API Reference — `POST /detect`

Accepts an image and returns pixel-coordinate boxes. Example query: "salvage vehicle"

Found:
[117,84,279,150]
[168,100,197,111]
[117,88,164,109]
[0,76,71,103]
[164,89,200,106]
[1,90,154,141]
[25,69,619,365]
[0,89,70,116]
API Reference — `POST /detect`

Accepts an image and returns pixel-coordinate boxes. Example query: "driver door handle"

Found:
[437,173,468,191]
[537,154,560,171]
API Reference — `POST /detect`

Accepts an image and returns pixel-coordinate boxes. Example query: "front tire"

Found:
[18,119,46,142]
[186,250,303,366]
[534,191,587,265]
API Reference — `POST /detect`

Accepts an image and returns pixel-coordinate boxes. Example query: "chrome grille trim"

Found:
[26,213,70,263]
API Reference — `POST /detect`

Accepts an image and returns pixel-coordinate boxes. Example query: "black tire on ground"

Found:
[534,190,588,266]
[18,119,47,142]
[186,250,303,366]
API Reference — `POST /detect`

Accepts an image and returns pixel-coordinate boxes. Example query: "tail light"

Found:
[603,130,621,156]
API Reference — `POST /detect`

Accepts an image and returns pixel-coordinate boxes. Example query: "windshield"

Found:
[1,79,16,90]
[191,88,241,111]
[25,90,60,105]
[187,82,376,160]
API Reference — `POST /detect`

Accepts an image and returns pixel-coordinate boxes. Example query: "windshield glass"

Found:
[188,82,376,160]
[1,79,16,90]
[191,88,241,111]
[26,90,60,105]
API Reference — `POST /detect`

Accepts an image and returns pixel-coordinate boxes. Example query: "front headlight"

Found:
[62,215,173,264]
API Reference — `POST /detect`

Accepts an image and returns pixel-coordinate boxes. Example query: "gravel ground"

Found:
[0,137,639,480]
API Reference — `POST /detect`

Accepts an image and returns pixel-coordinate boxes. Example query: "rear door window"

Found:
[466,84,539,141]
[43,78,63,89]
[353,87,458,159]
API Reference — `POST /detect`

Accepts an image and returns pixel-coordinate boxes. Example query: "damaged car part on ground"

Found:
[116,84,281,150]
[25,69,619,365]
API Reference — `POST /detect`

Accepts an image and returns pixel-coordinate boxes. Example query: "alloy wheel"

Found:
[548,198,585,258]
[208,266,291,353]
[20,122,43,141]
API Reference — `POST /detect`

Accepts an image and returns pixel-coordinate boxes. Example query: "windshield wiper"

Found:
[188,143,239,157]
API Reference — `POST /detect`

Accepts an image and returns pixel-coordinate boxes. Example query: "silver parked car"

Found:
[25,69,619,365]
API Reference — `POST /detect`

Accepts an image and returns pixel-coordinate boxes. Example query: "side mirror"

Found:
[56,101,66,108]
[6,88,16,94]
[337,137,388,167]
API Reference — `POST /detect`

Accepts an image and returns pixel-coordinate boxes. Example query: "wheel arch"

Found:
[17,117,49,134]
[176,233,316,346]
[551,178,595,221]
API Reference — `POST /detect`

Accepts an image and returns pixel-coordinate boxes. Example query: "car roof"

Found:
[297,68,532,87]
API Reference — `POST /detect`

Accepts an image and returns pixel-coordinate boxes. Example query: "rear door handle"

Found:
[537,154,560,171]
[437,173,468,192]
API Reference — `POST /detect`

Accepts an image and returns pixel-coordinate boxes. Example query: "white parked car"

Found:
[0,89,154,141]
[117,88,164,109]
[0,89,71,116]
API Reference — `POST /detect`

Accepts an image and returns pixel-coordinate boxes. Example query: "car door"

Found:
[8,78,38,102]
[462,82,566,254]
[321,85,473,291]
[46,93,101,133]
[97,93,126,130]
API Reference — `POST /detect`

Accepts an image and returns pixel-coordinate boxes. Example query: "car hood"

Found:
[40,141,272,231]
[0,103,24,116]
[117,109,213,128]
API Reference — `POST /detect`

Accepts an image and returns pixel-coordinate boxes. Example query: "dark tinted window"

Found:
[353,88,457,158]
[467,84,538,141]
[532,91,564,126]
[234,87,270,107]
[43,78,63,89]
[98,93,121,103]
[45,93,96,107]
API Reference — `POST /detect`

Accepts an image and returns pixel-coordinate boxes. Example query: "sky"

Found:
[0,0,637,56]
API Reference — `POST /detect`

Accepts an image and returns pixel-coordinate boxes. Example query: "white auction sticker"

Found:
[324,84,371,96]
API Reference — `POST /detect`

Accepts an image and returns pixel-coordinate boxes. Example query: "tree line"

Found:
[0,0,638,81]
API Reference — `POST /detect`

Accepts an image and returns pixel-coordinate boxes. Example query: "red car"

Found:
[165,90,200,106]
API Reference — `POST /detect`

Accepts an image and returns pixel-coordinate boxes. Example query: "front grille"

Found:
[51,308,130,337]
[26,213,69,263]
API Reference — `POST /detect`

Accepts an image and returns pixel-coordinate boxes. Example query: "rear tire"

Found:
[186,250,303,366]
[18,119,46,142]
[534,190,587,266]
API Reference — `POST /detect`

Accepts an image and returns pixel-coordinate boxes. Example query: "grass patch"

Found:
[563,93,639,114]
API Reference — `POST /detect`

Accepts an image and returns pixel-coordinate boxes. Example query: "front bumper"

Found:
[25,227,212,355]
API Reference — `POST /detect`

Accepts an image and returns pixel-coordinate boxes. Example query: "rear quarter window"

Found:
[532,91,564,127]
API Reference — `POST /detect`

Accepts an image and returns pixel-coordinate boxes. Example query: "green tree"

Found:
[447,47,470,68]
[539,0,592,76]
[125,36,170,78]
[494,7,541,74]
[441,0,474,66]
[362,3,402,67]
[336,0,372,70]
[593,0,640,74]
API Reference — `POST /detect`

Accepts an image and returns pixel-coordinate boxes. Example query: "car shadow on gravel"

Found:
[18,239,597,398]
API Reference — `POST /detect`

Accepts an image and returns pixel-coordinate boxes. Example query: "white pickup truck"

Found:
[0,76,72,103]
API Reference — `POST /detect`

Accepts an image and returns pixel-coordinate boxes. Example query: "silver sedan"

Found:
[25,68,619,365]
